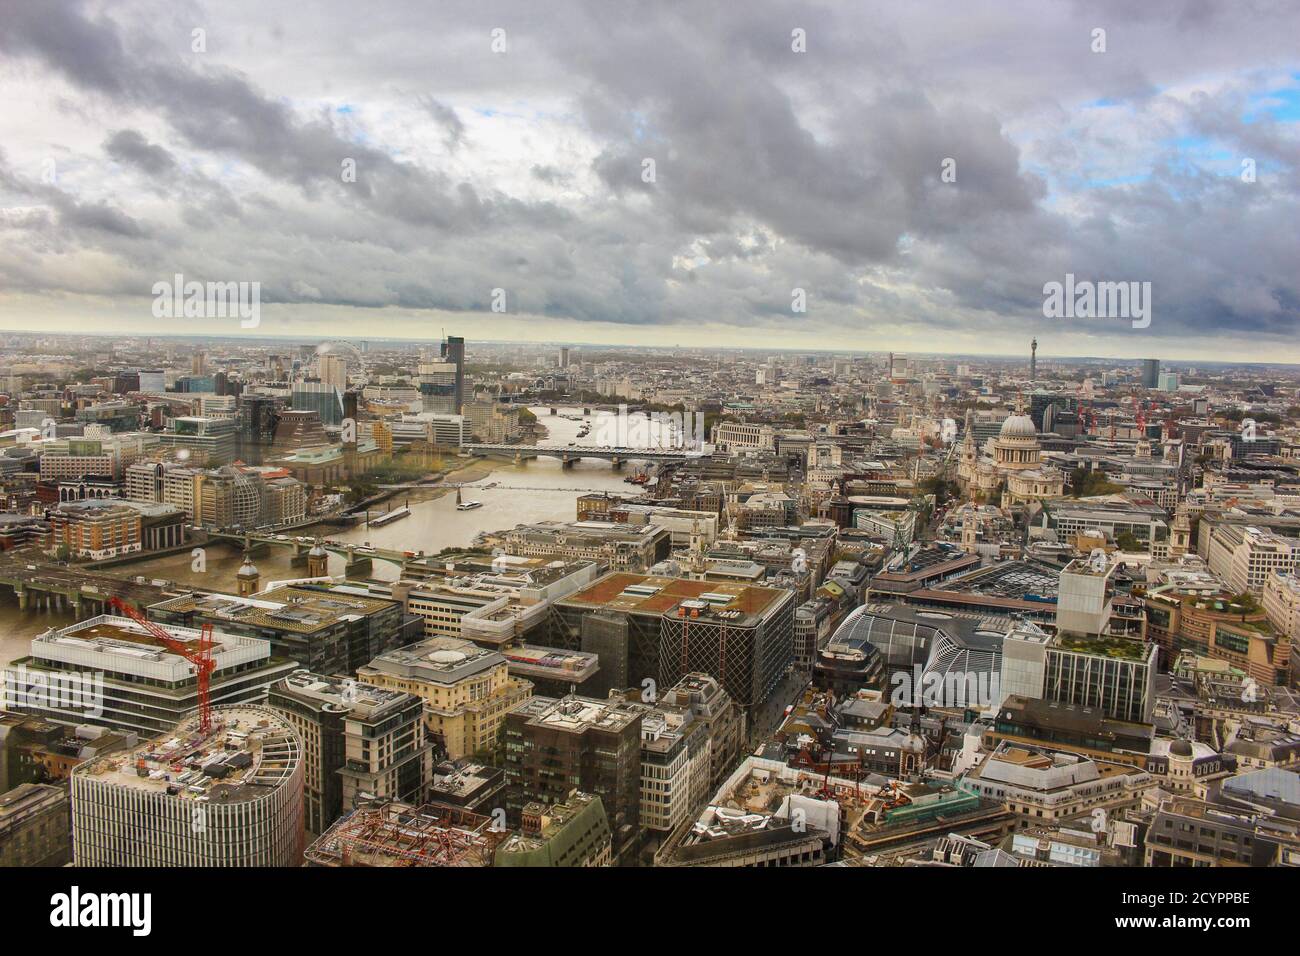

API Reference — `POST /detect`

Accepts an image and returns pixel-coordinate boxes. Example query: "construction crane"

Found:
[109,597,216,734]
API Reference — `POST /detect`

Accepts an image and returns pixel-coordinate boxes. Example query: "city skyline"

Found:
[2,326,1298,370]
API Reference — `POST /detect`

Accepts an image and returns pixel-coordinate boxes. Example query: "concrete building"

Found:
[498,520,672,572]
[500,644,602,697]
[711,421,775,452]
[658,673,745,788]
[0,782,70,867]
[357,637,532,760]
[495,790,613,867]
[1001,621,1158,723]
[150,585,416,676]
[267,670,433,836]
[1146,795,1300,866]
[1263,572,1300,643]
[963,742,1153,823]
[71,705,304,866]
[504,694,644,864]
[1056,556,1116,635]
[1206,524,1300,594]
[3,614,297,736]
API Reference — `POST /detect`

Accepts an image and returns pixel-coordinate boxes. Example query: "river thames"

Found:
[0,406,674,661]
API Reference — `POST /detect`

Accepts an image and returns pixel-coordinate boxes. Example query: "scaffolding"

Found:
[304,802,505,867]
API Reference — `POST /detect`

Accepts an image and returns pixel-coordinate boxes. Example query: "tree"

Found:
[1115,531,1140,552]
[1070,467,1124,498]
[1230,591,1260,620]
[920,475,959,509]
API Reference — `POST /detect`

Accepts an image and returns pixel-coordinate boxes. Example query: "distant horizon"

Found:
[1,322,1295,370]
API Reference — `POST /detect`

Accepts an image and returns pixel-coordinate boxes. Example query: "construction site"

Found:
[70,704,305,867]
[304,801,507,867]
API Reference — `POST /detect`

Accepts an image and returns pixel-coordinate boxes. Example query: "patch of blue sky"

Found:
[1081,173,1149,189]
[1162,135,1240,177]
[472,106,530,120]
[1244,77,1300,123]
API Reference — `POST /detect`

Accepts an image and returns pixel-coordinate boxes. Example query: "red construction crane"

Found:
[109,597,216,734]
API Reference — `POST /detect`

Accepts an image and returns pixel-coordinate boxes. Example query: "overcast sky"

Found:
[1,0,1298,361]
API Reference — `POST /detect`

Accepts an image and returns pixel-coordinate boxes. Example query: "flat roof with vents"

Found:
[559,572,789,626]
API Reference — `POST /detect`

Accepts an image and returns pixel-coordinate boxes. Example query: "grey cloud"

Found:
[104,129,177,177]
[0,0,1298,351]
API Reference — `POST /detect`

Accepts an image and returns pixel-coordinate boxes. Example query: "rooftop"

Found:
[29,614,268,680]
[360,637,505,686]
[153,585,397,634]
[501,644,600,683]
[510,694,642,734]
[74,705,301,804]
[1054,633,1152,662]
[275,670,415,718]
[560,571,788,625]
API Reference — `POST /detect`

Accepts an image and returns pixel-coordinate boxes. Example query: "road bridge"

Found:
[202,530,416,574]
[463,443,703,467]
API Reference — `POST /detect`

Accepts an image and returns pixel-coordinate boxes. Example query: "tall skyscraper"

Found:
[1141,358,1161,389]
[1030,338,1037,381]
[440,335,465,413]
[418,361,459,414]
[319,354,347,390]
[292,380,344,426]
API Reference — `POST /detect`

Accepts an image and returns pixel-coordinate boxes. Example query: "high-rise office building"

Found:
[1141,358,1160,389]
[137,368,166,393]
[71,705,305,866]
[418,362,459,414]
[319,354,347,390]
[504,694,643,864]
[238,393,280,462]
[158,416,238,466]
[267,670,434,836]
[292,381,344,427]
[440,335,465,413]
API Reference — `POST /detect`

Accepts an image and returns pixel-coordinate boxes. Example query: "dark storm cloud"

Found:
[0,0,1298,349]
[104,130,177,177]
